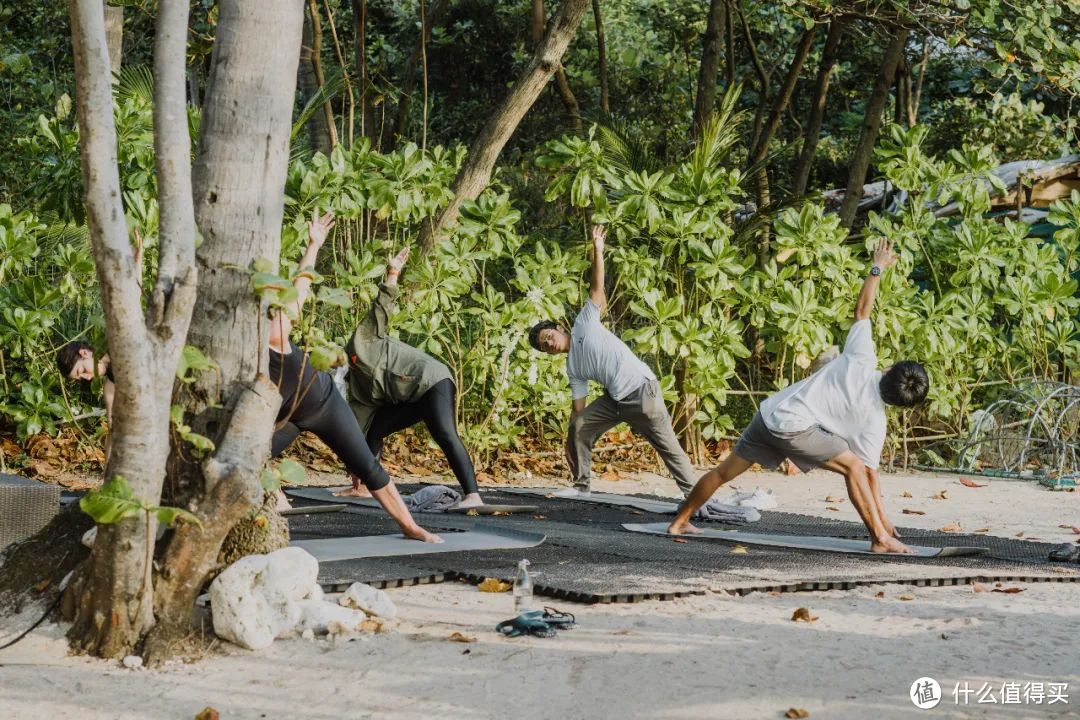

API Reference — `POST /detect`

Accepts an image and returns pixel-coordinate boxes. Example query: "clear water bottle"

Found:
[513,559,534,613]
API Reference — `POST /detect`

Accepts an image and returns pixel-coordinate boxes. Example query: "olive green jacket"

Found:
[347,283,452,432]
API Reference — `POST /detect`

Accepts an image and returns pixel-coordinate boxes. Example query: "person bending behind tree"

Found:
[334,245,484,509]
[528,224,700,497]
[268,212,440,543]
[669,238,928,554]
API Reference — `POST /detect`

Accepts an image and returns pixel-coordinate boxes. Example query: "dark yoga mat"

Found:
[502,487,679,514]
[293,524,545,562]
[623,522,988,558]
[285,486,537,514]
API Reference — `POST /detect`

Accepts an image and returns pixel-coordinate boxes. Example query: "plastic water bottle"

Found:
[513,559,534,613]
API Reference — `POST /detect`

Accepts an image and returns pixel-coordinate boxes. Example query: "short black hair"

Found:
[879,361,929,407]
[57,341,92,379]
[528,320,559,351]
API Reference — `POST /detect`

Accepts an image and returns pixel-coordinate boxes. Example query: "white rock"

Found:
[295,599,368,635]
[301,629,315,641]
[81,526,97,549]
[122,655,143,669]
[209,547,320,651]
[339,582,396,620]
[304,583,324,602]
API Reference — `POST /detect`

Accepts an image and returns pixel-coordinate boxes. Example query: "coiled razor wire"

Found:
[914,381,1080,488]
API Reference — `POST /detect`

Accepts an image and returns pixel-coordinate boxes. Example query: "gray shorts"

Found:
[733,411,850,473]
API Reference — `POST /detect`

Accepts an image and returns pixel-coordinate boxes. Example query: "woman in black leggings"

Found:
[337,246,483,507]
[268,213,440,543]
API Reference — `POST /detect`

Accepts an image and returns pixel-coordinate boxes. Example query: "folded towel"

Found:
[403,484,462,513]
[694,499,760,524]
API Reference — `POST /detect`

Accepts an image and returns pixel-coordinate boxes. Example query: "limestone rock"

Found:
[339,582,396,619]
[296,599,368,635]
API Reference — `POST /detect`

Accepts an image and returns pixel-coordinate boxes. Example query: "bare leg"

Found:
[333,475,372,497]
[866,467,899,538]
[369,483,442,543]
[667,453,754,535]
[819,453,912,554]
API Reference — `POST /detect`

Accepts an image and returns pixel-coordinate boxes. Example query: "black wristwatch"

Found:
[869,265,882,277]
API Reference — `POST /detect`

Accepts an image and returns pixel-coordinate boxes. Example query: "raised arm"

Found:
[270,211,334,352]
[354,247,409,342]
[853,238,897,322]
[588,225,606,312]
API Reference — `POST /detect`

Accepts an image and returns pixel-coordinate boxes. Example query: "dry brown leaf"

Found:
[902,509,926,515]
[1015,531,1025,538]
[254,515,268,528]
[973,527,990,533]
[448,632,476,643]
[784,709,810,719]
[939,522,963,533]
[29,459,61,478]
[992,587,1024,594]
[972,582,988,593]
[672,537,688,544]
[1073,526,1080,535]
[874,591,885,598]
[730,545,748,554]
[932,490,949,500]
[33,578,50,593]
[791,607,817,622]
[600,469,620,482]
[360,618,389,633]
[195,709,220,720]
[824,496,845,503]
[476,471,496,484]
[403,464,433,477]
[478,578,512,593]
[958,477,987,488]
[466,509,479,517]
[901,491,913,498]
[825,506,840,512]
[898,594,915,601]
[768,592,781,598]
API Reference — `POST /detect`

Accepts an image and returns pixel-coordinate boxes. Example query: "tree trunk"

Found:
[724,0,735,88]
[385,0,452,148]
[592,0,609,113]
[838,26,910,231]
[691,0,725,139]
[352,0,376,147]
[792,18,844,197]
[300,3,333,154]
[532,0,582,134]
[673,362,704,464]
[305,0,338,150]
[417,0,590,251]
[103,3,122,74]
[143,0,303,660]
[909,36,929,126]
[65,0,198,659]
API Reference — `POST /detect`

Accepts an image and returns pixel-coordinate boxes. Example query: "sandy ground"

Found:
[2,467,1079,720]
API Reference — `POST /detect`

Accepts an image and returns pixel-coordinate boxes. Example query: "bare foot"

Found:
[667,520,703,535]
[333,486,371,498]
[872,537,915,554]
[402,525,443,543]
[456,493,484,509]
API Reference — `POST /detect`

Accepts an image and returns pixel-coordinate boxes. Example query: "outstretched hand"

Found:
[590,224,606,251]
[872,237,897,270]
[307,211,335,248]
[389,246,410,274]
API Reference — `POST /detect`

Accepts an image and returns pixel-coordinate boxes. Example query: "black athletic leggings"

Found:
[366,379,478,495]
[271,389,390,491]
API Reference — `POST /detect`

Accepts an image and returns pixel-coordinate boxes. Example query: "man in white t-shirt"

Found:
[528,225,700,496]
[669,238,929,554]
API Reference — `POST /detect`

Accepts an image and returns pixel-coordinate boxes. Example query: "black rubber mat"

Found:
[288,485,1080,602]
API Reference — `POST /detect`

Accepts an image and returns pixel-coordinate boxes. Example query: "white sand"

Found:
[2,468,1079,720]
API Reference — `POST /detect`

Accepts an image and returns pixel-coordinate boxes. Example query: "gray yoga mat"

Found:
[293,525,546,562]
[285,486,537,514]
[623,522,988,558]
[502,487,680,514]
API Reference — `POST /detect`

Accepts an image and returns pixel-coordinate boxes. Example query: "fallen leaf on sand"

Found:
[600,469,620,482]
[898,594,915,601]
[959,477,987,488]
[902,509,926,515]
[973,527,990,533]
[360,618,388,633]
[791,607,817,622]
[768,592,781,598]
[824,496,845,503]
[932,490,949,500]
[33,578,50,593]
[826,506,840,512]
[785,708,810,718]
[672,538,688,544]
[993,587,1024,594]
[730,545,748,554]
[939,523,963,533]
[448,632,476,643]
[476,471,497,484]
[195,709,220,720]
[901,491,913,498]
[466,509,479,516]
[478,578,512,593]
[1015,532,1025,538]
[875,591,885,598]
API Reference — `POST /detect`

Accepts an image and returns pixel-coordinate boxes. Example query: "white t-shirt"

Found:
[759,319,887,468]
[567,300,656,402]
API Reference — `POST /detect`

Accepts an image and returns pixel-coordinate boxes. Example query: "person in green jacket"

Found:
[334,246,484,508]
